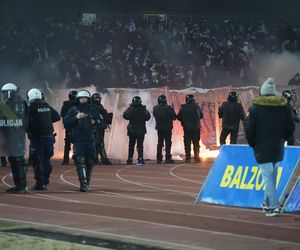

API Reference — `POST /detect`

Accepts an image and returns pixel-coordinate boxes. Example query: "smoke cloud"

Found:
[254,51,300,85]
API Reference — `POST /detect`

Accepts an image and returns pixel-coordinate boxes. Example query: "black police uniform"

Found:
[218,95,245,145]
[153,99,177,163]
[27,100,60,190]
[63,101,105,191]
[282,91,299,145]
[0,93,28,193]
[177,98,203,163]
[91,94,113,165]
[123,98,151,165]
[60,91,77,165]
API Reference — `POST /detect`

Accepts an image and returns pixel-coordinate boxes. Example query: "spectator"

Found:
[244,78,295,216]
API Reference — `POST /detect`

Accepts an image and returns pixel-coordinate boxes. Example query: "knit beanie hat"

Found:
[260,77,277,96]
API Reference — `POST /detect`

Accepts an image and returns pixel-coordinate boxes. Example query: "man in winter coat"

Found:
[123,96,151,165]
[244,77,295,217]
[218,91,245,145]
[153,95,177,164]
[177,94,204,163]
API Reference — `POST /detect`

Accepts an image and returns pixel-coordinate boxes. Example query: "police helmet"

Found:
[1,83,18,100]
[68,90,78,102]
[91,93,101,104]
[227,91,238,102]
[185,94,195,104]
[282,90,292,100]
[76,89,91,99]
[158,95,167,105]
[132,96,142,105]
[27,88,42,101]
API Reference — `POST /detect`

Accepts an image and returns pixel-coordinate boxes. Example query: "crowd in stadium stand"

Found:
[0,13,299,89]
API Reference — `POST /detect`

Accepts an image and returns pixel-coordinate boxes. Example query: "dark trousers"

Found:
[73,142,96,186]
[63,129,72,162]
[95,129,109,161]
[157,129,172,161]
[220,128,239,145]
[1,156,7,167]
[8,156,27,189]
[128,134,145,160]
[30,136,55,186]
[184,129,200,160]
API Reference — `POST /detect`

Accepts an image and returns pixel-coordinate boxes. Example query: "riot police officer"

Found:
[123,96,151,165]
[60,90,78,165]
[91,93,113,165]
[27,88,60,190]
[218,91,245,145]
[63,90,105,192]
[0,83,28,193]
[282,90,299,145]
[177,94,203,163]
[153,95,177,164]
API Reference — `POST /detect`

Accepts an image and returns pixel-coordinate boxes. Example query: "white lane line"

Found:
[2,173,13,188]
[169,164,202,184]
[115,166,197,198]
[0,217,209,250]
[1,207,300,248]
[59,168,300,219]
[2,172,300,231]
[2,184,300,231]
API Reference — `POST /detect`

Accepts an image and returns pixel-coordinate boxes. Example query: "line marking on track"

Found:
[3,167,300,230]
[115,166,197,198]
[169,164,202,184]
[2,173,298,231]
[59,167,300,218]
[2,190,299,231]
[1,208,300,248]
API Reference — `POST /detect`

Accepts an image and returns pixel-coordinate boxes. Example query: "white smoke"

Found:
[254,51,300,85]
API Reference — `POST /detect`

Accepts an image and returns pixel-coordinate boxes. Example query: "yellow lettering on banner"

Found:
[239,166,249,189]
[255,169,264,191]
[276,167,283,188]
[220,165,234,187]
[229,166,242,188]
[247,166,258,189]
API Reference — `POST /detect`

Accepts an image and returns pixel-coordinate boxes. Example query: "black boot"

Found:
[99,143,112,165]
[7,156,27,193]
[86,159,94,188]
[75,157,88,192]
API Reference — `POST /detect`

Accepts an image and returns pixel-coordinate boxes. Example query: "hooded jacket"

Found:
[244,96,295,164]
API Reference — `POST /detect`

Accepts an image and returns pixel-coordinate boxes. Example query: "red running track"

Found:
[0,160,300,250]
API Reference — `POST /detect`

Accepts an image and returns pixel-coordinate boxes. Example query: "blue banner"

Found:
[196,145,300,208]
[284,177,300,212]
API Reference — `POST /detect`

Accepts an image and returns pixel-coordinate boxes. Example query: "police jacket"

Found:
[0,95,27,156]
[60,100,75,118]
[153,104,176,131]
[123,104,151,136]
[177,103,203,132]
[244,96,295,164]
[27,100,60,140]
[63,103,104,143]
[218,101,245,129]
[287,103,300,124]
[94,103,113,126]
